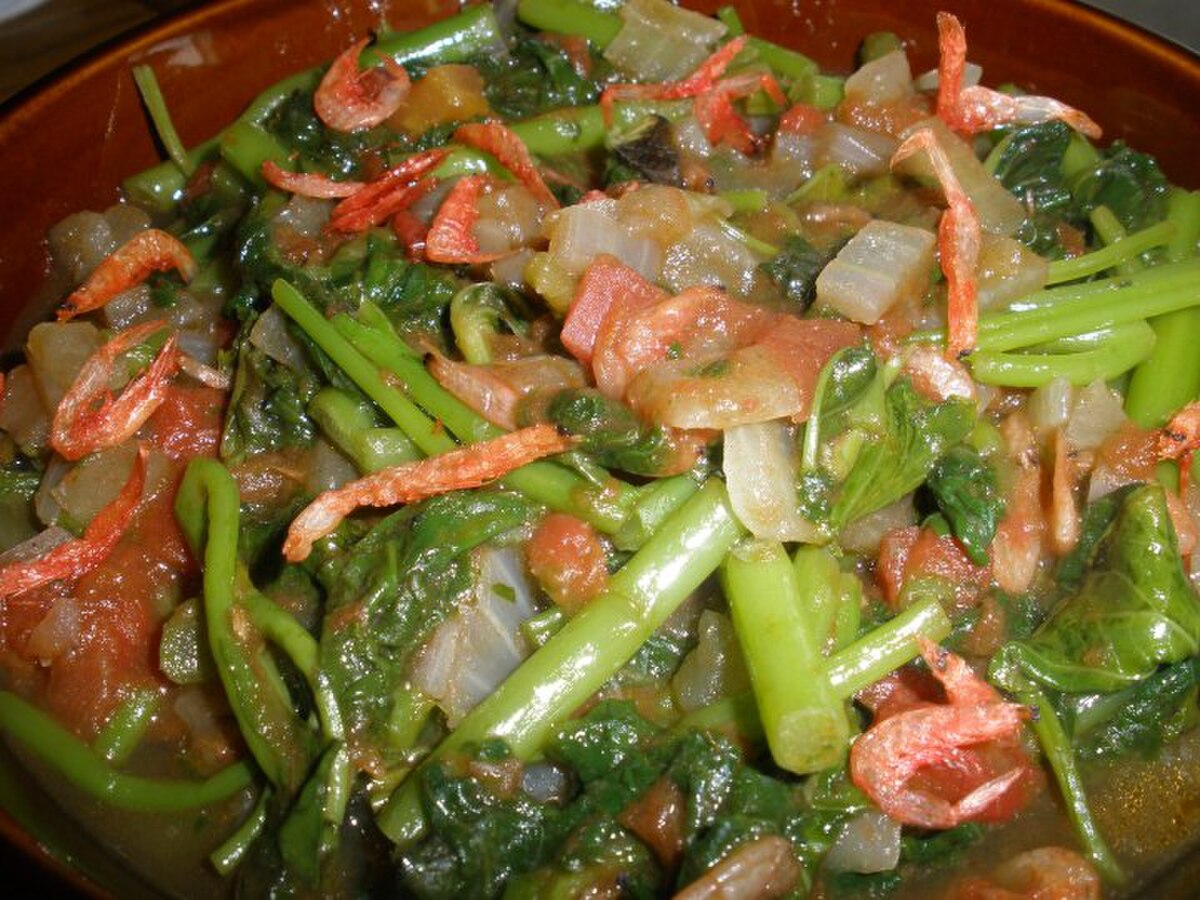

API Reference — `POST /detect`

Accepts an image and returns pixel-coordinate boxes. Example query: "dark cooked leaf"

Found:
[926,445,1005,566]
[546,388,691,477]
[317,490,536,750]
[1070,142,1170,233]
[608,115,681,187]
[478,37,600,120]
[760,235,845,311]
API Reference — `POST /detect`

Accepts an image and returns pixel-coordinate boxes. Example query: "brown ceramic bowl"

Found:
[0,0,1198,896]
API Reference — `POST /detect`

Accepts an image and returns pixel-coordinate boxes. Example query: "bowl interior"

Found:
[0,0,1197,894]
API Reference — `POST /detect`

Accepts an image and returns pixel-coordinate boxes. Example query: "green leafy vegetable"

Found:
[926,445,1005,565]
[831,380,975,528]
[761,235,844,311]
[477,36,600,120]
[546,388,697,477]
[993,484,1200,694]
[316,490,537,756]
[607,114,680,187]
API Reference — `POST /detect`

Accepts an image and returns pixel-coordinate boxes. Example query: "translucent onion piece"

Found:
[662,222,764,298]
[305,438,358,493]
[819,123,898,178]
[275,194,332,239]
[844,50,914,107]
[0,365,50,456]
[0,525,72,566]
[26,320,102,411]
[26,596,81,663]
[473,184,543,256]
[725,419,820,541]
[823,811,903,874]
[913,61,983,93]
[1065,380,1127,451]
[977,233,1050,311]
[838,496,917,556]
[896,117,1025,236]
[603,0,726,82]
[816,220,937,324]
[545,202,662,280]
[1029,377,1075,434]
[671,609,750,712]
[249,303,309,372]
[626,348,803,429]
[410,547,537,727]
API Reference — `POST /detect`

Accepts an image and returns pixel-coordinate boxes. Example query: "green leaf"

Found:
[926,445,1005,565]
[831,380,975,528]
[993,484,1200,693]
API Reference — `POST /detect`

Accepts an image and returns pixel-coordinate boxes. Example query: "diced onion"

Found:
[26,596,81,663]
[844,50,914,107]
[250,303,309,372]
[824,811,903,873]
[838,496,916,556]
[1029,377,1075,433]
[724,419,821,541]
[25,320,102,410]
[545,202,662,280]
[410,548,537,726]
[275,195,331,239]
[897,117,1026,236]
[670,610,750,712]
[977,234,1050,311]
[1065,380,1127,451]
[474,184,543,256]
[815,219,937,324]
[819,123,898,177]
[0,524,72,565]
[305,438,358,493]
[662,222,765,298]
[913,61,983,93]
[603,0,726,82]
[0,364,50,456]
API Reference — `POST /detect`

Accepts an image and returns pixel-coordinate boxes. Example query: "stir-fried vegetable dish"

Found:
[2,1,1200,896]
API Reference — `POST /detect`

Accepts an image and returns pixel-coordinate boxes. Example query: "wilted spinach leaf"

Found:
[316,490,536,751]
[761,235,845,311]
[477,37,600,120]
[992,484,1200,694]
[926,445,1005,565]
[831,380,975,528]
[1070,142,1170,233]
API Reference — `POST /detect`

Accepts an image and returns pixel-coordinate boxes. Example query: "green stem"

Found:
[372,4,505,65]
[92,688,162,766]
[516,0,623,47]
[824,595,953,697]
[1088,206,1140,277]
[308,387,421,473]
[722,540,850,773]
[0,691,253,811]
[334,302,637,533]
[1013,683,1124,883]
[219,120,292,187]
[131,65,192,177]
[911,259,1200,353]
[1165,189,1200,262]
[675,692,765,743]
[377,479,743,844]
[1124,190,1200,428]
[240,588,344,742]
[210,789,271,875]
[176,458,316,792]
[1045,220,1174,284]
[968,319,1157,387]
[613,475,700,551]
[272,280,455,457]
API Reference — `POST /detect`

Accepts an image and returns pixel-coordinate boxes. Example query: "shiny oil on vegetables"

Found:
[1,1,1199,897]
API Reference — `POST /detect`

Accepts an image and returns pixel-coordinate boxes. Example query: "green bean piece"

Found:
[92,687,162,766]
[824,595,952,697]
[176,458,317,792]
[1045,220,1174,284]
[1012,682,1124,883]
[1125,190,1200,428]
[516,0,623,48]
[219,120,292,187]
[272,280,455,457]
[372,4,506,66]
[0,691,253,811]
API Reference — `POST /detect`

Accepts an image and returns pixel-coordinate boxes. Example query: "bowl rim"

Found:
[0,0,1198,896]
